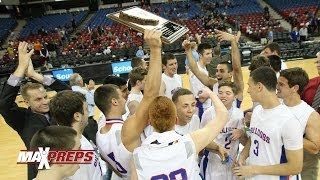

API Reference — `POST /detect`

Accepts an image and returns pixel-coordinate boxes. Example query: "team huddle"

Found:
[0,29,319,180]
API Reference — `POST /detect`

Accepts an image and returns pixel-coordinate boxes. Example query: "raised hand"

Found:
[14,42,34,77]
[87,79,95,90]
[144,29,162,49]
[214,29,238,42]
[182,34,197,51]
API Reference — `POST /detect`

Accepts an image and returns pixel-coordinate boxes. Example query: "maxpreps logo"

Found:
[17,147,94,169]
[111,61,132,74]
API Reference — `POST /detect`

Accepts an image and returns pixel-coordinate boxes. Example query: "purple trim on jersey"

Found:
[201,150,209,180]
[236,99,242,108]
[279,145,288,180]
[105,118,124,124]
[196,98,204,121]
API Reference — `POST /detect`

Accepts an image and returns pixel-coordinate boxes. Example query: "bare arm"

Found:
[235,149,302,176]
[182,40,217,88]
[127,100,140,116]
[237,138,251,166]
[130,159,138,180]
[304,111,320,154]
[122,30,162,152]
[190,88,228,154]
[159,80,165,96]
[215,30,244,101]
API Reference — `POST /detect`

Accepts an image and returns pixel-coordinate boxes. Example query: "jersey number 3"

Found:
[253,140,259,156]
[151,168,187,180]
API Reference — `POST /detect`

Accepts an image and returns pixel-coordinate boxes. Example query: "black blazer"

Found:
[0,79,70,179]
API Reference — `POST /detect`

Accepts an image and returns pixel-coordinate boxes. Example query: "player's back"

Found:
[96,121,131,179]
[133,130,202,180]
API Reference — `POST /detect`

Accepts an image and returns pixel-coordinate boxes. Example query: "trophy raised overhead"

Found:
[107,6,189,44]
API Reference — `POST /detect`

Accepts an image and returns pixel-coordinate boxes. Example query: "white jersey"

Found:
[66,135,103,180]
[162,73,182,99]
[96,119,132,179]
[248,104,303,180]
[287,100,314,134]
[127,92,143,104]
[133,131,202,179]
[200,106,244,180]
[190,63,211,109]
[175,115,200,135]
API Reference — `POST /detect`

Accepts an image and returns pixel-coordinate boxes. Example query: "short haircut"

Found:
[103,75,127,87]
[162,53,176,66]
[263,42,281,56]
[49,90,86,127]
[129,67,148,87]
[149,96,177,133]
[172,88,193,104]
[94,84,119,115]
[249,55,270,72]
[30,125,77,150]
[69,73,83,86]
[218,61,233,72]
[268,55,282,72]
[250,67,277,92]
[197,43,212,55]
[213,45,221,56]
[131,57,143,68]
[20,82,45,100]
[218,81,239,95]
[280,67,309,95]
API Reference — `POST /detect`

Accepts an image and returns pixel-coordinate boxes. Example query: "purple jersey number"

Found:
[253,139,259,156]
[151,168,187,180]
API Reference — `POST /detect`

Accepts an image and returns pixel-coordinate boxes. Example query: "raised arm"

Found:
[182,39,217,88]
[190,88,228,153]
[215,30,244,101]
[304,111,320,154]
[0,42,32,131]
[122,30,162,152]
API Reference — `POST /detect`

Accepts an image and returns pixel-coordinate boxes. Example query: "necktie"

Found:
[312,85,320,110]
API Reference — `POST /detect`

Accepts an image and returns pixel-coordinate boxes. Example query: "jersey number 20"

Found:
[151,168,187,180]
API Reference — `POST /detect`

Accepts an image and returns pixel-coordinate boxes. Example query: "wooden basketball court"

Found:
[0,58,318,179]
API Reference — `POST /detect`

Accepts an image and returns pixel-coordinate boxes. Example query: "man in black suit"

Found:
[0,42,70,180]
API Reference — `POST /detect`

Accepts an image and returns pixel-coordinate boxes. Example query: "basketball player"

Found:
[127,67,148,115]
[160,53,183,98]
[260,42,287,70]
[94,29,162,179]
[172,88,200,134]
[49,90,103,180]
[234,67,303,179]
[277,67,320,180]
[183,30,244,108]
[30,126,81,180]
[131,87,228,179]
[200,81,245,180]
[188,42,213,119]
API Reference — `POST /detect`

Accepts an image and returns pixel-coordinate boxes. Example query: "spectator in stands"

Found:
[267,27,273,44]
[42,60,53,71]
[185,34,201,74]
[290,27,300,43]
[299,25,308,41]
[136,46,144,58]
[33,40,42,55]
[7,44,14,59]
